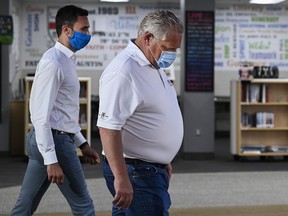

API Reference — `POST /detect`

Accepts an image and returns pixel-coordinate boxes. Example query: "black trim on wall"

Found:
[0,44,2,123]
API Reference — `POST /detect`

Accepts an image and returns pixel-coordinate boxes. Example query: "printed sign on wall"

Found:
[185,11,214,92]
[215,4,288,71]
[0,15,13,44]
[20,4,180,71]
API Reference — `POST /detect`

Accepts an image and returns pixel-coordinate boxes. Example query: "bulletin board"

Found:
[185,11,214,92]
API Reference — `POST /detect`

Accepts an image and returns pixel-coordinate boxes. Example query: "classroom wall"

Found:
[10,1,288,100]
[9,1,181,100]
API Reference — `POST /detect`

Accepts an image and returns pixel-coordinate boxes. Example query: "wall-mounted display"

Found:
[0,15,13,44]
[185,11,214,92]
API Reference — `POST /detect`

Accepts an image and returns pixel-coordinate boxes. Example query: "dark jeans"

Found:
[102,161,171,216]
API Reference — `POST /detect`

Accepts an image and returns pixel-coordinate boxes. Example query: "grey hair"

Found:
[137,10,184,40]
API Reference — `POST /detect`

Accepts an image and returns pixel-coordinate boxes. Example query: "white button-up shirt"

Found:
[30,42,86,165]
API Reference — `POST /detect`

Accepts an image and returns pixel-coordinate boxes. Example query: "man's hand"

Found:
[113,175,133,209]
[80,143,101,164]
[165,163,172,180]
[47,163,64,184]
[98,127,132,209]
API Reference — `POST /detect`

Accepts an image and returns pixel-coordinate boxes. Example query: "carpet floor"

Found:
[2,205,288,216]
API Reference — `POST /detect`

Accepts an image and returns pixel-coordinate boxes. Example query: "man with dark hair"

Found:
[10,5,100,216]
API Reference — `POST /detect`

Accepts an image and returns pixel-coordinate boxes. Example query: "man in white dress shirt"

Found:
[10,5,100,216]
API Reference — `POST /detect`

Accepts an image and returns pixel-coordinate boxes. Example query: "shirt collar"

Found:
[128,39,152,67]
[55,41,77,63]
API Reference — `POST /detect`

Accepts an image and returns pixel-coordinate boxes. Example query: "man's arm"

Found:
[99,127,133,209]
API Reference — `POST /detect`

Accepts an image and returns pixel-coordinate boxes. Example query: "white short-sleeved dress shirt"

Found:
[30,42,86,165]
[97,39,184,164]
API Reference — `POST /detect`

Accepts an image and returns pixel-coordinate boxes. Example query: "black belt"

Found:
[103,156,167,169]
[51,129,75,137]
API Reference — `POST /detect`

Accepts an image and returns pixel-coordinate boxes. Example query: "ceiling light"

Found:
[250,0,285,4]
[100,0,129,2]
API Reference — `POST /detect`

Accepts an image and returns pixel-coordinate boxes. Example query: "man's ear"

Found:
[144,32,153,46]
[62,25,72,37]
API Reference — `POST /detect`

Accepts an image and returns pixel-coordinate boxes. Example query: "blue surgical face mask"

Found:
[156,51,177,68]
[153,39,177,68]
[68,30,91,51]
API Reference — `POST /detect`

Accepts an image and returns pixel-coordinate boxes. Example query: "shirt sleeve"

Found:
[97,72,141,130]
[30,59,63,165]
[73,132,87,147]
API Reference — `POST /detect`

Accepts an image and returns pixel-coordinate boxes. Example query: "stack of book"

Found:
[241,83,268,103]
[241,112,274,128]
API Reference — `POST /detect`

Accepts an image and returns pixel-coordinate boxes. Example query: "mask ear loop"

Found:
[144,33,158,67]
[147,35,163,62]
[68,27,75,38]
[153,38,164,53]
[148,43,159,66]
[62,24,74,38]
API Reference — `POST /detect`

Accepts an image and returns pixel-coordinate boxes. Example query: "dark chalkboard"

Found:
[185,11,214,92]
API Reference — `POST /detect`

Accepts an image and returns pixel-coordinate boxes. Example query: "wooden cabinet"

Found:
[231,79,288,160]
[78,77,91,146]
[10,101,25,156]
[25,77,91,155]
[24,77,33,138]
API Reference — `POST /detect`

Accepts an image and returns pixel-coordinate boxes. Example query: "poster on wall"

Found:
[215,4,288,71]
[185,11,214,92]
[0,15,13,44]
[20,4,180,71]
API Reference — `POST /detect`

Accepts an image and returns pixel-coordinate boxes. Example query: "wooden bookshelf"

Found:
[24,77,91,156]
[230,79,288,160]
[10,101,25,156]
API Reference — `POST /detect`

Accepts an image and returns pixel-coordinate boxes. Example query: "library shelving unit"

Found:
[230,78,288,160]
[24,76,91,156]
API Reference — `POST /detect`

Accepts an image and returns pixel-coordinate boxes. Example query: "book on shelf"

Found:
[275,146,288,152]
[256,112,274,128]
[241,83,269,103]
[241,145,288,154]
[241,112,274,128]
[242,150,261,154]
[241,146,263,154]
[79,83,87,99]
[79,110,87,127]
